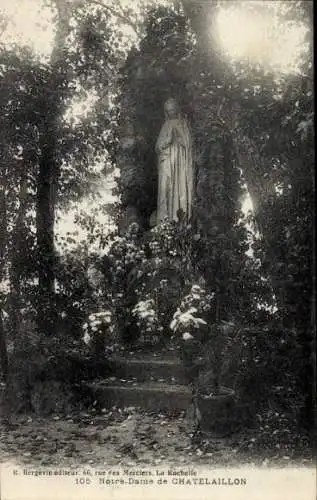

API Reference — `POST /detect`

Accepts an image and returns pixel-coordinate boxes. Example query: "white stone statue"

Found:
[155,98,193,223]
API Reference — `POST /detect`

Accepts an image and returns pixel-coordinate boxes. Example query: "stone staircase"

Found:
[86,351,192,412]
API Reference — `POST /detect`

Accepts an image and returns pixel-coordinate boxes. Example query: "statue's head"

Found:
[164,97,180,119]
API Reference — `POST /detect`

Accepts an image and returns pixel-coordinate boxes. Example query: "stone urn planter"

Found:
[170,286,245,437]
[195,386,236,437]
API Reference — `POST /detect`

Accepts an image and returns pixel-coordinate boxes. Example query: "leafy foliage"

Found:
[0,1,313,441]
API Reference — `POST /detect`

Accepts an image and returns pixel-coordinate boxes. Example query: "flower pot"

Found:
[196,386,236,437]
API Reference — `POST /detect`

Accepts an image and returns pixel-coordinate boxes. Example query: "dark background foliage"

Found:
[0,1,314,449]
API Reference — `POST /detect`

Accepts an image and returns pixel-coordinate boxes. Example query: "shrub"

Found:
[132,298,163,346]
[82,309,118,356]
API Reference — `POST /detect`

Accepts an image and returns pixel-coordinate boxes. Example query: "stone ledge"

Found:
[111,356,187,384]
[85,380,192,411]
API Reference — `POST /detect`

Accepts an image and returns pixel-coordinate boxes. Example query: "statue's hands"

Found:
[156,119,187,153]
[171,122,186,148]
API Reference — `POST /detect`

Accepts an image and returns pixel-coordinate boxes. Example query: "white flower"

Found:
[132,299,155,316]
[172,308,181,319]
[83,331,91,346]
[182,332,194,341]
[170,307,207,332]
[1,310,9,320]
[138,310,149,319]
[191,293,201,301]
[170,308,181,331]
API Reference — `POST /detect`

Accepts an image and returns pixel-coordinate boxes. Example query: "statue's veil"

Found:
[164,97,181,120]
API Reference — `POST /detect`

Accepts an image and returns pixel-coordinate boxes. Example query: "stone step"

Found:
[86,380,192,412]
[111,355,187,384]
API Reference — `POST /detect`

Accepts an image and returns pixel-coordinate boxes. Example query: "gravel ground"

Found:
[0,406,313,469]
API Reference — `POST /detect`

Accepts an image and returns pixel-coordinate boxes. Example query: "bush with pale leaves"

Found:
[82,310,113,349]
[132,298,163,345]
[170,284,214,339]
[170,307,207,336]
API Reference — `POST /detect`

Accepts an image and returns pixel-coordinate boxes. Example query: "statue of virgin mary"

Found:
[155,98,193,223]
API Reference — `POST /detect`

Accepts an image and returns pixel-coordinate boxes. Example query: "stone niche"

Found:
[116,84,238,237]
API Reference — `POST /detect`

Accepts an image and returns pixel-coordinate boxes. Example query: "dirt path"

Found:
[0,407,312,468]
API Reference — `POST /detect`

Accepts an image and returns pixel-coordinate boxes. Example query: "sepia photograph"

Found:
[0,1,315,499]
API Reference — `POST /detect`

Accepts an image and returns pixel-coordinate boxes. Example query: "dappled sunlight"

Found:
[241,194,253,215]
[2,1,308,76]
[63,89,101,125]
[0,0,55,58]
[56,173,117,251]
[0,0,313,470]
[216,1,308,74]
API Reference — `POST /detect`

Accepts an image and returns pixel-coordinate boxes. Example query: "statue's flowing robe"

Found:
[155,117,193,223]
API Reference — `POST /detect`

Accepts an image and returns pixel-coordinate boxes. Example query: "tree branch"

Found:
[181,0,217,42]
[87,0,141,37]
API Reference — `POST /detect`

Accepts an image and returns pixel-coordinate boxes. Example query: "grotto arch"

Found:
[115,7,243,241]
